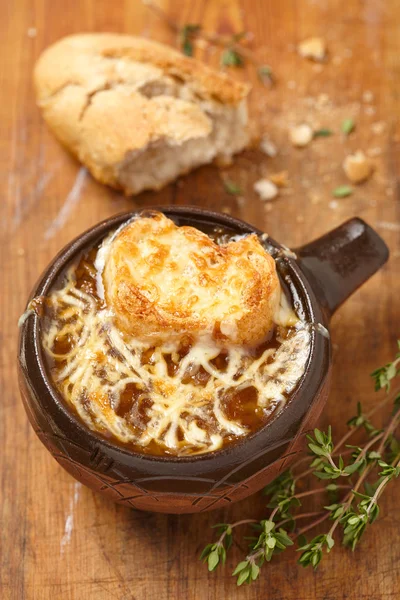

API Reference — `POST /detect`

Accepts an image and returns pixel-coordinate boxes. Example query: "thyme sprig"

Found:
[201,343,400,585]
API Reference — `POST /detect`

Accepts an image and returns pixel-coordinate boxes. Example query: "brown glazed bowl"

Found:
[18,207,389,514]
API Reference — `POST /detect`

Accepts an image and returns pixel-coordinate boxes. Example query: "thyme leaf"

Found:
[342,118,355,135]
[221,48,244,67]
[333,185,353,198]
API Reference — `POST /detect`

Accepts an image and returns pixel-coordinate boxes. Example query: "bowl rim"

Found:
[19,206,330,468]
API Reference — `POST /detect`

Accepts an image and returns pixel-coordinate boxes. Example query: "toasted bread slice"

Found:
[102,212,280,346]
[34,34,250,195]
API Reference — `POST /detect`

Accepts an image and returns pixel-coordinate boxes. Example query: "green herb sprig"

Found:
[342,118,355,136]
[333,185,353,198]
[221,48,244,67]
[201,343,400,585]
[313,128,333,137]
[257,65,274,85]
[180,24,201,56]
[223,179,243,196]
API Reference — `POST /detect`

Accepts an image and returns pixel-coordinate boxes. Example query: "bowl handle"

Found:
[295,218,389,318]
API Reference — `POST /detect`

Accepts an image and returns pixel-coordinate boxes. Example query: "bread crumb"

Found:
[222,206,232,214]
[371,121,386,135]
[362,90,374,103]
[316,93,330,108]
[254,178,279,201]
[259,136,277,157]
[386,187,394,197]
[329,200,339,209]
[289,124,313,147]
[27,27,37,38]
[296,215,305,223]
[264,203,273,212]
[269,171,289,187]
[298,37,327,61]
[343,151,374,183]
[287,80,297,90]
[17,248,25,256]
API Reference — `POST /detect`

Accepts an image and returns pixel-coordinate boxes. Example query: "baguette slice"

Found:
[102,212,281,346]
[34,33,250,195]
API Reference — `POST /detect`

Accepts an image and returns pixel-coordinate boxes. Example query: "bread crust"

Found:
[34,34,250,194]
[103,212,281,347]
[35,33,249,105]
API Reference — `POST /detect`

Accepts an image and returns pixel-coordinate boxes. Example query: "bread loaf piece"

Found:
[34,34,250,195]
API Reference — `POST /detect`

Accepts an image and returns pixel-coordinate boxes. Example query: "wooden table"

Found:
[1,0,399,598]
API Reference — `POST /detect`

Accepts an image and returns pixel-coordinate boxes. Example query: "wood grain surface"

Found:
[1,0,399,598]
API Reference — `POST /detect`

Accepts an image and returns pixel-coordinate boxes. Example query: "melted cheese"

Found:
[41,267,311,455]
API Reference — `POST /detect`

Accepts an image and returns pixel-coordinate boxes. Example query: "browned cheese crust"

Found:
[103,213,281,346]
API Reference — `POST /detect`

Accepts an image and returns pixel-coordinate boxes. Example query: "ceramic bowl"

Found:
[18,207,388,513]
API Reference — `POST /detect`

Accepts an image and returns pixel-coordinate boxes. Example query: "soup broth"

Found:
[39,219,311,456]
